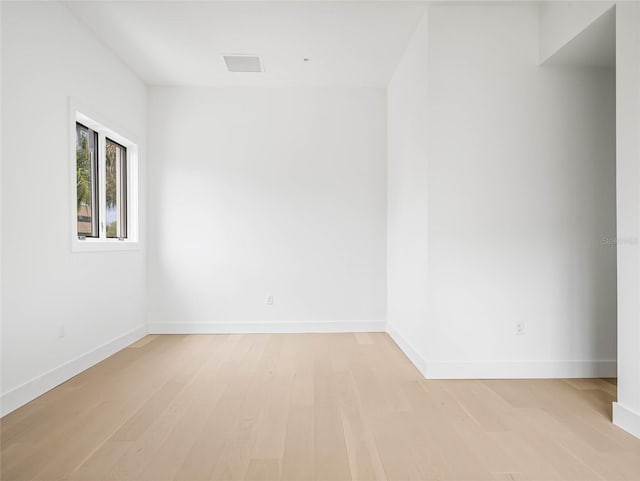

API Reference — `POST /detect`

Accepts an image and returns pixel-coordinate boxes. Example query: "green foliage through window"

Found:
[76,124,97,237]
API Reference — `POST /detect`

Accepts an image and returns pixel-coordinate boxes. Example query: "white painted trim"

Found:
[386,326,429,377]
[386,326,616,379]
[424,359,616,379]
[1,321,618,417]
[71,238,141,253]
[0,325,147,417]
[613,402,640,439]
[148,320,386,335]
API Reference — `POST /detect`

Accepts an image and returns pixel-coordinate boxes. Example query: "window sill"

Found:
[71,239,141,253]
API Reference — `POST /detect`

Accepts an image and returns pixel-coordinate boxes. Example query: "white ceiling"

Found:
[543,6,615,68]
[64,2,427,87]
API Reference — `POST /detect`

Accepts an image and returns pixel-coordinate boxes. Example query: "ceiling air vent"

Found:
[223,55,263,73]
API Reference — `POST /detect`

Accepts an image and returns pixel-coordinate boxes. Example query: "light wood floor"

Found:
[1,333,639,481]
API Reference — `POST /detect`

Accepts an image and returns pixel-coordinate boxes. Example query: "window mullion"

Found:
[90,129,99,237]
[115,147,122,238]
[98,132,107,239]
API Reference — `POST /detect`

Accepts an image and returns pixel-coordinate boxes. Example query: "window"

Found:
[76,123,99,237]
[71,104,139,251]
[105,138,127,239]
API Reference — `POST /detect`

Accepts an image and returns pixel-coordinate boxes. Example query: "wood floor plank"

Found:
[244,458,280,481]
[336,369,386,481]
[314,402,351,480]
[280,406,315,481]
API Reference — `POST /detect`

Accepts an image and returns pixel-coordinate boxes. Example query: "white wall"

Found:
[386,11,430,374]
[613,1,640,439]
[427,5,616,377]
[388,4,617,378]
[147,87,386,332]
[1,2,147,414]
[539,1,614,63]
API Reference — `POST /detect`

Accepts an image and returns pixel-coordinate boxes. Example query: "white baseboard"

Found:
[424,359,616,379]
[2,320,619,418]
[0,325,147,417]
[148,320,386,335]
[613,402,640,439]
[387,326,616,379]
[386,326,429,377]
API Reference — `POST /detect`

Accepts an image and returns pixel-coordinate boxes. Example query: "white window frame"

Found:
[69,98,140,252]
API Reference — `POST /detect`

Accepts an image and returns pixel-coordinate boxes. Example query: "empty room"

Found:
[1,0,640,480]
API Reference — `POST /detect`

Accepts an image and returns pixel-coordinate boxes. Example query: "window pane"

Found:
[76,123,98,237]
[105,138,127,239]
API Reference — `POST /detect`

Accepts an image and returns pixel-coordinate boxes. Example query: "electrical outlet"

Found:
[515,321,525,336]
[58,324,66,338]
[265,295,274,305]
